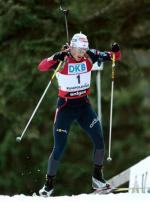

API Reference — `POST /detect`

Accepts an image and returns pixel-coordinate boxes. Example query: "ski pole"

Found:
[107,53,115,161]
[16,2,70,143]
[16,61,63,142]
[59,0,69,43]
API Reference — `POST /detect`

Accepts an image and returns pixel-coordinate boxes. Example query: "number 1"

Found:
[76,75,80,84]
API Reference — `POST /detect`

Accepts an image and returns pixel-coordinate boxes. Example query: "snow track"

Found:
[0,193,149,202]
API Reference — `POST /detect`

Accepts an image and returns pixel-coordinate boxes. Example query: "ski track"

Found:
[0,193,150,202]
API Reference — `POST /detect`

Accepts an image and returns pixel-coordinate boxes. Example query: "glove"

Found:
[53,51,69,61]
[111,43,120,52]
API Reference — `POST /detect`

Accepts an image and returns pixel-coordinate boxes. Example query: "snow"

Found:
[0,193,149,202]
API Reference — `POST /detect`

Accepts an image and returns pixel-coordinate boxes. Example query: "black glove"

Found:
[53,51,69,61]
[111,43,120,52]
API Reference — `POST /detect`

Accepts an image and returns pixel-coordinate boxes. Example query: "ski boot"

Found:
[92,165,111,193]
[39,175,54,197]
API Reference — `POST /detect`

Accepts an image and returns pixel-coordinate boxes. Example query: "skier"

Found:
[38,33,121,197]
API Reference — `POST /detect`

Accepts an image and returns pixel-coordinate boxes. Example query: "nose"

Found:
[78,49,86,54]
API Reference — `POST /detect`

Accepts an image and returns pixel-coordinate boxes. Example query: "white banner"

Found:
[129,156,150,193]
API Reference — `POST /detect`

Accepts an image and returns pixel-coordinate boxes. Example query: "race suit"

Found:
[38,49,121,176]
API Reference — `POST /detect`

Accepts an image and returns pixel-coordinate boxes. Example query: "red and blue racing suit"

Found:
[38,49,121,176]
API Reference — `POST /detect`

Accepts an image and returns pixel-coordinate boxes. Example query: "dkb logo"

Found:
[68,62,87,74]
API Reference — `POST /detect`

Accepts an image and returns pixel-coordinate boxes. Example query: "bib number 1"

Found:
[76,75,80,84]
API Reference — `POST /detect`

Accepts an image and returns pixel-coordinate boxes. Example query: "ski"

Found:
[92,186,112,195]
[92,187,150,195]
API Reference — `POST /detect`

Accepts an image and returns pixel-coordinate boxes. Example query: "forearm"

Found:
[38,55,58,72]
[38,49,69,72]
[87,43,121,63]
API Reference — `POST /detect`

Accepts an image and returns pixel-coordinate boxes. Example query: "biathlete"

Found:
[38,33,121,197]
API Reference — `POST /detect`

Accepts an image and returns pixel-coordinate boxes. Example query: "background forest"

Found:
[0,0,150,196]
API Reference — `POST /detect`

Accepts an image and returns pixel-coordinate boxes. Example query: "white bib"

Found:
[56,71,91,92]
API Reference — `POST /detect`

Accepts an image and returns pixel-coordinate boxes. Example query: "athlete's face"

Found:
[70,47,87,61]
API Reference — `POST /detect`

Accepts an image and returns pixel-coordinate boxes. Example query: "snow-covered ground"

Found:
[0,193,149,202]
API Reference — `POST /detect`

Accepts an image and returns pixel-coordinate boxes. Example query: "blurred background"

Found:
[0,0,149,196]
